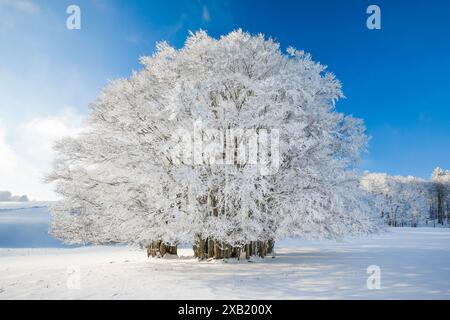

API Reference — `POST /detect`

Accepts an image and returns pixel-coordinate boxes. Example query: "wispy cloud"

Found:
[0,0,40,14]
[202,5,211,23]
[164,13,187,39]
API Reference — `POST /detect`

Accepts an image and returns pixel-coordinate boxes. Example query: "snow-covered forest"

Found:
[362,168,450,227]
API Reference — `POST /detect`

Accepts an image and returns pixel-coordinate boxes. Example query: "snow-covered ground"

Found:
[1,227,450,299]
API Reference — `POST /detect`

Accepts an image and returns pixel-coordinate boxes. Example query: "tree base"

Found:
[193,238,274,260]
[147,241,177,258]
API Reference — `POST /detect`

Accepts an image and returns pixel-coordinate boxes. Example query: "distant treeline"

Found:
[362,167,450,227]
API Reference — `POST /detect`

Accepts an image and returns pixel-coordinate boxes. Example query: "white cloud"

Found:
[17,109,83,165]
[0,0,40,14]
[0,109,83,200]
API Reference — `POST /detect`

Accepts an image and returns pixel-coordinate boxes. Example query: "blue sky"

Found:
[0,0,449,199]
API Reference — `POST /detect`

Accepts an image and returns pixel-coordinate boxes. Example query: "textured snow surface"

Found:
[1,228,449,299]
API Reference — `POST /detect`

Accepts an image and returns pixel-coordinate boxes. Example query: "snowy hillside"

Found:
[0,203,67,248]
[1,227,449,299]
[0,201,51,210]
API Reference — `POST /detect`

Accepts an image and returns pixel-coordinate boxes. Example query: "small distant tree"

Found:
[0,191,29,202]
[0,191,12,201]
[47,30,377,259]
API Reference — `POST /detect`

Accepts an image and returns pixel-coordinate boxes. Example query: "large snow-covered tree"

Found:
[47,30,378,259]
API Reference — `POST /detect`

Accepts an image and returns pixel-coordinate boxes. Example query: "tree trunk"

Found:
[224,244,232,259]
[258,241,267,258]
[147,241,177,258]
[207,239,215,258]
[245,243,251,260]
[193,238,275,260]
[166,245,177,255]
[267,240,274,254]
[214,241,221,259]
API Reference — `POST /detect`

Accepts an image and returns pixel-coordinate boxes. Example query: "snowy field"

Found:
[1,227,450,299]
